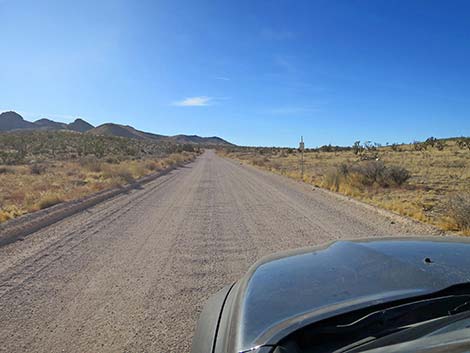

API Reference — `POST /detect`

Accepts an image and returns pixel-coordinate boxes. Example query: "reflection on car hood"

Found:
[228,237,470,353]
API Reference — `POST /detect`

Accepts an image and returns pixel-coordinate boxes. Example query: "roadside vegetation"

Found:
[0,130,199,223]
[220,137,470,235]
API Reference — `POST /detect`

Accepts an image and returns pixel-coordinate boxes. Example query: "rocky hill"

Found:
[0,111,233,146]
[0,111,36,131]
[68,118,94,132]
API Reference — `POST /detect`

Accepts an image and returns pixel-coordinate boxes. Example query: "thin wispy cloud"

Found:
[214,76,230,81]
[173,96,213,107]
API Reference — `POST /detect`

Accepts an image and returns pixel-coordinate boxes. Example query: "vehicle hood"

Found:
[224,237,470,353]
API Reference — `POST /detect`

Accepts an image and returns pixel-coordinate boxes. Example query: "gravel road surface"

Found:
[0,150,440,352]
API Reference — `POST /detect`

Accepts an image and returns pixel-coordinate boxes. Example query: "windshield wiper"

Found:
[339,309,470,352]
[314,295,470,337]
[321,295,470,353]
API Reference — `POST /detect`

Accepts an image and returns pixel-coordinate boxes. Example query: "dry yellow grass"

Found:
[221,140,470,235]
[0,152,196,223]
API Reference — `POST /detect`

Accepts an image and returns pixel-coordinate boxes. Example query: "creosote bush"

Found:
[30,163,47,175]
[381,165,411,186]
[322,161,411,192]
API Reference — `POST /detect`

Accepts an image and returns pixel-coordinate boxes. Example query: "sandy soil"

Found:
[0,150,440,353]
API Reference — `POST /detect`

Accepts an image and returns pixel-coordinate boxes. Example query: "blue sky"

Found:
[1,0,469,147]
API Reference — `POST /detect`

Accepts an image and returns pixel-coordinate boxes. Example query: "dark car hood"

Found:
[223,237,470,353]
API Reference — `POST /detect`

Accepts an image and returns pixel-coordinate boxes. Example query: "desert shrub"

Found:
[322,168,343,191]
[105,156,120,164]
[270,161,282,170]
[181,144,195,152]
[447,194,470,231]
[145,160,160,171]
[79,156,103,172]
[351,161,386,186]
[166,153,186,165]
[116,169,135,183]
[425,137,437,147]
[338,163,349,176]
[413,141,426,151]
[0,166,13,174]
[30,163,47,175]
[322,161,411,191]
[435,140,445,151]
[103,165,135,184]
[36,195,64,210]
[381,165,411,186]
[0,151,25,165]
[252,157,270,167]
[129,164,147,178]
[457,138,470,151]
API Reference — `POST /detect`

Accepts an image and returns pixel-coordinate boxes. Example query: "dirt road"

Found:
[0,150,439,352]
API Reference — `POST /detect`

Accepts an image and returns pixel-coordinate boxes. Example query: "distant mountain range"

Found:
[0,111,232,146]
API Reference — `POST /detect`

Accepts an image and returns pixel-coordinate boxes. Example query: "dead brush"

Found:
[144,160,161,171]
[252,157,269,167]
[79,156,103,173]
[167,153,185,165]
[102,165,135,185]
[35,194,64,210]
[447,193,470,232]
[322,168,344,192]
[0,206,24,223]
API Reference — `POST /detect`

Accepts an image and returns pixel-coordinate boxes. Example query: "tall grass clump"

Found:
[166,153,186,166]
[102,165,135,185]
[0,206,24,223]
[36,194,64,210]
[79,156,103,173]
